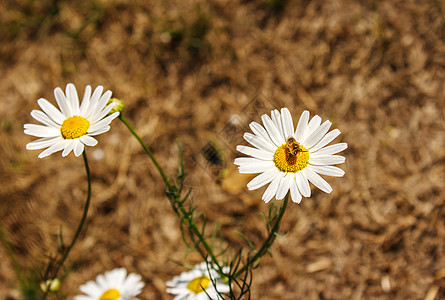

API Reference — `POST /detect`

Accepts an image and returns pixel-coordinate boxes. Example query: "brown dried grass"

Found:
[0,0,444,299]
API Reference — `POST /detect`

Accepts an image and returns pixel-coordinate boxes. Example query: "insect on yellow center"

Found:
[99,288,120,300]
[187,275,210,294]
[60,116,90,139]
[273,143,309,173]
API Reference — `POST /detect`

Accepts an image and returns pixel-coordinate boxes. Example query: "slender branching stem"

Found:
[233,193,289,278]
[178,204,222,271]
[120,112,289,286]
[119,114,223,271]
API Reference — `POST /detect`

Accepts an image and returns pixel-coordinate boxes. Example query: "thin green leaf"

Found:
[234,230,256,251]
[274,231,289,238]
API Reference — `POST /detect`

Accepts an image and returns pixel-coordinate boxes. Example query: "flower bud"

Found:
[107,98,125,115]
[40,278,61,293]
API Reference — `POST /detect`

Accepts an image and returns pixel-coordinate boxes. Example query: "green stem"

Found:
[51,151,92,279]
[119,114,222,271]
[179,204,222,271]
[118,114,171,189]
[233,194,289,278]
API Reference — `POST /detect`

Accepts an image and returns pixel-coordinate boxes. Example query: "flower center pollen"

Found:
[273,143,309,173]
[187,275,210,294]
[60,116,90,139]
[99,288,120,300]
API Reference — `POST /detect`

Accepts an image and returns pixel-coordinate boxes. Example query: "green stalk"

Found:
[51,151,92,280]
[119,114,222,271]
[233,193,289,278]
[178,204,222,270]
[118,114,171,189]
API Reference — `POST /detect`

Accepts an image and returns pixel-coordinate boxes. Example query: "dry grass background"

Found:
[1,0,445,299]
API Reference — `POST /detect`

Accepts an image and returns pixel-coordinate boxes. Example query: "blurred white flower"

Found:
[166,262,230,300]
[74,268,144,300]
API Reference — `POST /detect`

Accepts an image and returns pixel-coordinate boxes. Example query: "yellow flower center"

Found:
[99,288,120,300]
[187,275,210,294]
[60,116,90,139]
[273,143,309,172]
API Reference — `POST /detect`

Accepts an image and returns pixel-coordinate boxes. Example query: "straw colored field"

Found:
[1,0,444,299]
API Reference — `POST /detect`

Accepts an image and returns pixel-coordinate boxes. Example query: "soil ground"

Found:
[0,0,444,299]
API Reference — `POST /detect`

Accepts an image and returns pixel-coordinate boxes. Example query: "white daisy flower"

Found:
[24,83,119,158]
[74,268,144,300]
[166,262,230,300]
[234,108,347,204]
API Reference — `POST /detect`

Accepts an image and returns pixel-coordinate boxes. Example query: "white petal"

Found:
[304,120,332,149]
[73,296,92,300]
[236,145,272,160]
[298,171,312,197]
[247,168,279,190]
[24,124,60,138]
[87,114,117,133]
[310,129,340,152]
[97,90,113,109]
[95,274,108,290]
[85,86,104,116]
[308,165,345,177]
[88,103,115,124]
[249,121,276,147]
[79,281,102,296]
[80,135,98,147]
[73,141,85,157]
[281,108,294,140]
[243,133,277,153]
[62,140,76,157]
[215,283,230,293]
[123,273,144,292]
[54,87,71,117]
[262,114,283,146]
[271,109,285,142]
[79,85,92,115]
[38,140,70,158]
[303,168,333,193]
[238,162,276,174]
[88,126,110,136]
[301,115,321,143]
[37,98,65,124]
[87,90,112,119]
[262,173,284,203]
[30,110,59,128]
[289,174,302,203]
[88,112,119,133]
[112,268,127,285]
[309,155,345,165]
[234,157,265,166]
[66,83,80,115]
[26,137,61,150]
[295,110,309,142]
[312,143,348,155]
[276,173,290,200]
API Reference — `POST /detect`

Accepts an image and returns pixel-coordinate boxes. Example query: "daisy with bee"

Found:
[235,108,347,204]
